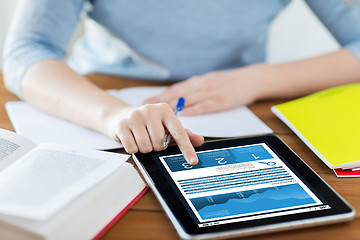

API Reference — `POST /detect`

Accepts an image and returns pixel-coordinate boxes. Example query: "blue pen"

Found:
[163,97,185,147]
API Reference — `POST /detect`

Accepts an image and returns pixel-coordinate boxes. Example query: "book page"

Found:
[108,87,273,137]
[0,129,37,171]
[0,144,130,220]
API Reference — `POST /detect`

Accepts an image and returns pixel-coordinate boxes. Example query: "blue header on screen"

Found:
[163,145,274,172]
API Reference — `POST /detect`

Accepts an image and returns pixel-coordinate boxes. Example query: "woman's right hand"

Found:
[110,102,204,165]
[20,60,203,165]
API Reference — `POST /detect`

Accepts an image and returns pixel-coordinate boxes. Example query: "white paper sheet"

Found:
[5,102,123,150]
[108,87,273,138]
[5,87,272,149]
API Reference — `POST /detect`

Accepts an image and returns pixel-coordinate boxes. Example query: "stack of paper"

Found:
[271,84,360,177]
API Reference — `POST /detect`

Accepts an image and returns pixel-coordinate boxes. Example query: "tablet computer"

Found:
[133,135,355,239]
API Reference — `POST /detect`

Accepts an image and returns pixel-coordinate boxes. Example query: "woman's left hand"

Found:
[144,64,271,115]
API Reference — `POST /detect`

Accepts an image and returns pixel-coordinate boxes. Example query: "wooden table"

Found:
[1,73,359,240]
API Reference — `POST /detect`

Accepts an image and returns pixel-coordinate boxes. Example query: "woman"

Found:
[3,0,360,165]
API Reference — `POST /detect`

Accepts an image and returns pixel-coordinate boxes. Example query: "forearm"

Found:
[259,49,360,100]
[21,59,130,139]
[146,49,360,116]
[20,59,203,164]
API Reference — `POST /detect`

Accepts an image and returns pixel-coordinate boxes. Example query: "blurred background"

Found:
[1,0,18,70]
[0,0,339,70]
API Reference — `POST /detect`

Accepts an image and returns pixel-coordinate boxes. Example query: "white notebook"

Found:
[5,86,273,149]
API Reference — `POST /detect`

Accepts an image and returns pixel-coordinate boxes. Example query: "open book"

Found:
[0,128,147,240]
[5,86,272,149]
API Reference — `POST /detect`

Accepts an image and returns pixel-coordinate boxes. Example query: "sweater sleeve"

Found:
[305,0,360,60]
[2,0,85,98]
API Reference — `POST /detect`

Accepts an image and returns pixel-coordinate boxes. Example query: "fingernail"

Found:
[189,156,198,165]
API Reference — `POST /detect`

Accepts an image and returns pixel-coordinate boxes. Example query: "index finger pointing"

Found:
[163,119,199,165]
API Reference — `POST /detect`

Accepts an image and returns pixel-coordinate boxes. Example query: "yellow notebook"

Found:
[271,84,360,169]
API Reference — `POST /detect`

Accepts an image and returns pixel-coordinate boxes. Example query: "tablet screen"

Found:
[134,136,354,238]
[158,143,330,227]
